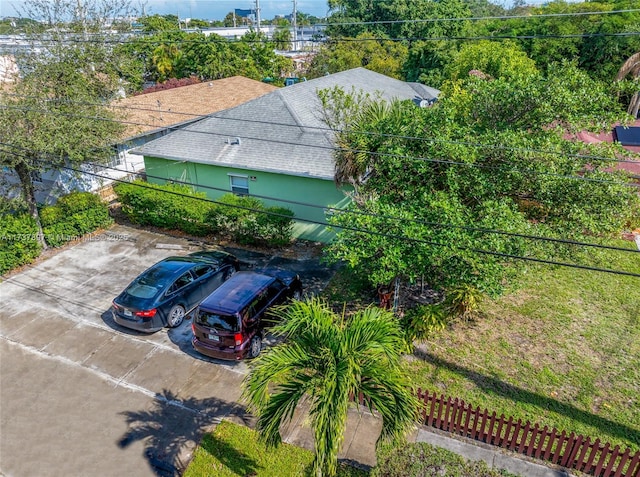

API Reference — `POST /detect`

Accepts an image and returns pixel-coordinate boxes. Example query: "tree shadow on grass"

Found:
[118,389,251,477]
[197,432,262,476]
[413,348,640,447]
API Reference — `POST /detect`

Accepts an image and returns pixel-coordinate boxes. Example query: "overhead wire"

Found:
[2,9,639,266]
[1,102,637,190]
[3,91,640,167]
[6,7,640,43]
[316,8,640,27]
[2,147,638,278]
[1,143,639,261]
[8,30,640,46]
[0,101,638,189]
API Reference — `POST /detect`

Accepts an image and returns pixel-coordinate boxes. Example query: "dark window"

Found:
[267,280,285,300]
[192,264,213,278]
[168,272,194,293]
[196,312,239,332]
[246,290,270,319]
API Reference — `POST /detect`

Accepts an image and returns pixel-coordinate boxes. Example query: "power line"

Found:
[0,93,639,164]
[48,161,640,279]
[10,30,640,46]
[0,143,640,264]
[10,7,640,38]
[77,157,640,256]
[317,8,640,27]
[4,91,639,166]
[1,102,638,189]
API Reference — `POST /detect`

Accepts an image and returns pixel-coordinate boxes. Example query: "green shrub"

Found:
[39,205,65,227]
[40,192,113,247]
[206,194,294,246]
[115,181,213,236]
[444,284,484,323]
[57,191,103,213]
[374,442,516,477]
[115,182,295,246]
[401,303,447,346]
[258,206,295,247]
[0,214,42,275]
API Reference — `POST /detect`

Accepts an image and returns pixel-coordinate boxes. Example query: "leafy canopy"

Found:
[322,63,639,295]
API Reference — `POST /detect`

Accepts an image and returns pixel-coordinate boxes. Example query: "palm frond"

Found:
[616,52,640,81]
[243,298,417,477]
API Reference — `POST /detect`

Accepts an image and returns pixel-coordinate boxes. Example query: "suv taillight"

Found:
[234,333,242,346]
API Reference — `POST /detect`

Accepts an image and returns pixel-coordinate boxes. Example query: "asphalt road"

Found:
[0,224,337,477]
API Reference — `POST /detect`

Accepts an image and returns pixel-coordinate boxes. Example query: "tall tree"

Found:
[0,0,130,248]
[616,52,640,117]
[306,33,408,79]
[446,40,538,81]
[321,64,639,295]
[243,298,418,477]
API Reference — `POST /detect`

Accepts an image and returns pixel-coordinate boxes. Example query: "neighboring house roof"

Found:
[131,68,440,180]
[113,76,278,138]
[568,119,640,178]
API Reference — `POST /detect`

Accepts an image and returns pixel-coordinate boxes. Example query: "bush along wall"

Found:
[115,181,295,247]
[114,181,214,236]
[0,213,42,275]
[40,191,113,247]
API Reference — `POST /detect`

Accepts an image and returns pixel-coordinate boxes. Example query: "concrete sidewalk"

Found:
[414,426,574,477]
[233,401,575,477]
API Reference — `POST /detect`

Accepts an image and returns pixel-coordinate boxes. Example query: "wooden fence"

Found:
[416,389,640,477]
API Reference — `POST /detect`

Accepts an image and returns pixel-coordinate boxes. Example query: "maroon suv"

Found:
[191,269,302,360]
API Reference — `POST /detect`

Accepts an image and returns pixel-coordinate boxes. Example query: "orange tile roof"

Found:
[112,76,278,138]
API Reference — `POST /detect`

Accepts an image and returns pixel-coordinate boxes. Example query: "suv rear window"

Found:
[196,311,239,332]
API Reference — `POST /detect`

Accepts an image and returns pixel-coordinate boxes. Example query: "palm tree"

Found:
[333,99,405,187]
[616,52,640,118]
[242,298,418,477]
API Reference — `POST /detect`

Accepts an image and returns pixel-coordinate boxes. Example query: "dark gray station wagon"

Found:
[112,251,239,332]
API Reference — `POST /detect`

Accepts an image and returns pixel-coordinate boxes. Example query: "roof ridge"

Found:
[275,88,308,129]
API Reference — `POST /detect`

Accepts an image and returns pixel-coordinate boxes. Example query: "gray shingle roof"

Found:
[132,68,440,180]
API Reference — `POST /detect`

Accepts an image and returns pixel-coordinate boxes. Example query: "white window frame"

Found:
[229,174,249,195]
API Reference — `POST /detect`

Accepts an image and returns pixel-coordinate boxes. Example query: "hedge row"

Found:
[40,192,113,247]
[0,191,112,274]
[114,180,294,247]
[0,213,42,275]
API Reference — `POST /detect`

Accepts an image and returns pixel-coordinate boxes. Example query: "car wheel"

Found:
[167,305,186,328]
[292,289,302,301]
[248,335,262,359]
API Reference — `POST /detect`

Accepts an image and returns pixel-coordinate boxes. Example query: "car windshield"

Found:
[196,311,239,332]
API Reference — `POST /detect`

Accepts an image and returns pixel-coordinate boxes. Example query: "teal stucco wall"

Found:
[143,157,351,242]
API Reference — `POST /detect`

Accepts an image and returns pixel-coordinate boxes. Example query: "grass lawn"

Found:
[184,420,368,477]
[326,240,640,452]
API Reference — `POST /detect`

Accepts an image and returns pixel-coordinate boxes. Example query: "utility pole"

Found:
[292,0,297,51]
[255,0,261,32]
[77,0,88,41]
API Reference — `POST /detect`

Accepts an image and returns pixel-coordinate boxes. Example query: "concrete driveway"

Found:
[0,224,337,477]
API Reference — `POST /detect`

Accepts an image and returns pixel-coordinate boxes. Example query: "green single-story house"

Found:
[131,68,439,242]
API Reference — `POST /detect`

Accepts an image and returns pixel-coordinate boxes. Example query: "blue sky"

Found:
[1,0,332,21]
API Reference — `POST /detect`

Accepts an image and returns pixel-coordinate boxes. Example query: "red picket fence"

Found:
[416,389,640,477]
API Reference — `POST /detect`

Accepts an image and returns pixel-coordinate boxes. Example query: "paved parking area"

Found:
[0,224,338,477]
